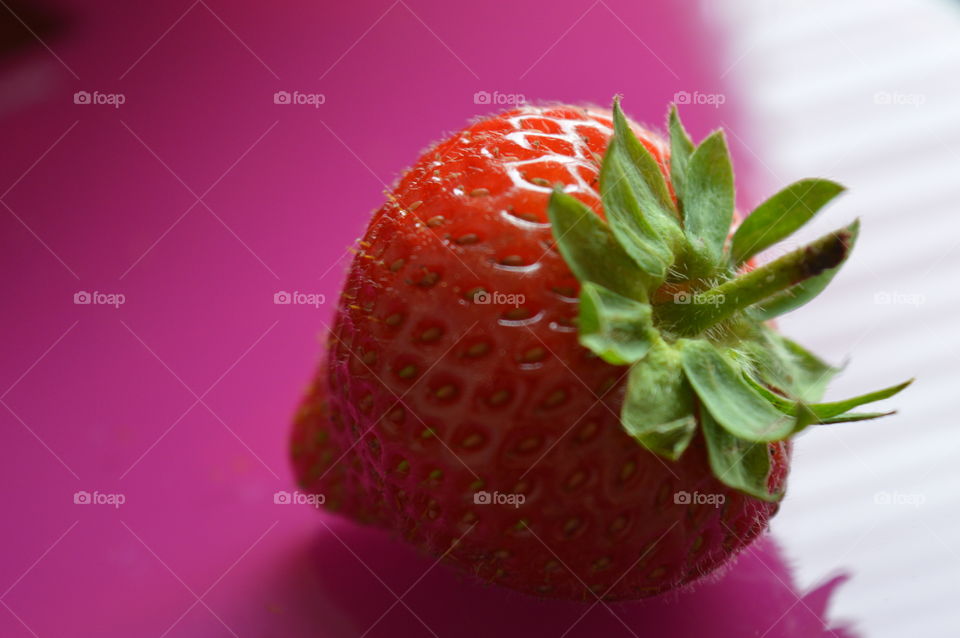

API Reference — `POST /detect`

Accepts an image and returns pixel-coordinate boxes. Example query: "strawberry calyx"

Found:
[547,98,912,501]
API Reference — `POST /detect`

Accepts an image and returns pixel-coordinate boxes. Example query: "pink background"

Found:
[0,1,848,635]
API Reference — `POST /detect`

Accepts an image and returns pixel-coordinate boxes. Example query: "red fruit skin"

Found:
[292,105,788,600]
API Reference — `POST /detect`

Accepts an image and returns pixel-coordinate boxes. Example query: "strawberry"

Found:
[291,99,909,600]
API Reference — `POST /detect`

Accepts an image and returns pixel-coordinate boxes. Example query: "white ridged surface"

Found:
[709,1,960,635]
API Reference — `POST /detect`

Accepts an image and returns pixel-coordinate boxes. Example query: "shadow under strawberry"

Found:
[306,515,856,638]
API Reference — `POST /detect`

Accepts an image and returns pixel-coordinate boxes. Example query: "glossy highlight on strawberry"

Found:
[291,100,908,600]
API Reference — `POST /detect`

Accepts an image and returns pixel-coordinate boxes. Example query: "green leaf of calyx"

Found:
[701,408,780,502]
[745,374,911,427]
[659,221,856,336]
[668,105,695,203]
[807,379,912,417]
[679,339,796,441]
[599,99,681,283]
[680,130,735,275]
[621,340,697,460]
[578,282,655,365]
[742,326,839,402]
[547,189,648,302]
[818,411,896,424]
[731,178,846,265]
[751,219,860,321]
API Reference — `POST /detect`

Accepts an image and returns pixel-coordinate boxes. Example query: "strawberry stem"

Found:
[658,223,856,336]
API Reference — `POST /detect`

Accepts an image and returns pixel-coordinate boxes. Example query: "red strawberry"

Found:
[291,100,908,600]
